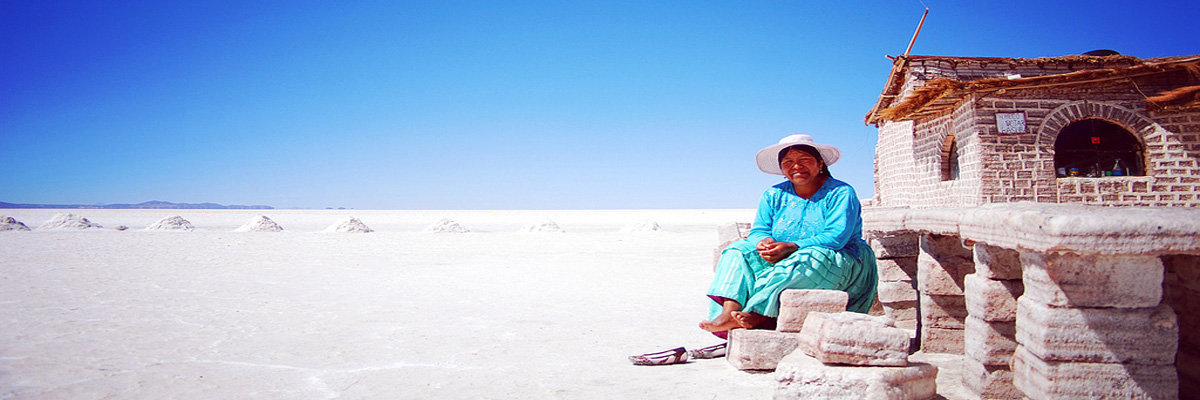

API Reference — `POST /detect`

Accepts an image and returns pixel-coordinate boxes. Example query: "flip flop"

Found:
[688,342,727,359]
[629,346,689,366]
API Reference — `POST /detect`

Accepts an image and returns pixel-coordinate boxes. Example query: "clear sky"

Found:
[2,1,1197,209]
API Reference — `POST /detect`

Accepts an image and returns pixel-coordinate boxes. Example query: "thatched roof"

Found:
[1146,85,1200,111]
[864,55,1200,125]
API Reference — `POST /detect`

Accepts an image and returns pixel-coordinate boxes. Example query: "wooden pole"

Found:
[904,8,929,57]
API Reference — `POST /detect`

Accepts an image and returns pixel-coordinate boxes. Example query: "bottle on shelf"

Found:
[1112,159,1126,176]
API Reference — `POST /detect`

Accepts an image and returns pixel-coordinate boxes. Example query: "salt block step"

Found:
[776,289,848,332]
[727,329,800,371]
[1011,345,1177,400]
[774,350,938,400]
[1021,252,1163,308]
[962,358,1021,400]
[963,316,1016,366]
[877,258,917,281]
[868,233,919,259]
[963,273,1022,322]
[1015,297,1177,364]
[877,281,918,304]
[799,312,909,367]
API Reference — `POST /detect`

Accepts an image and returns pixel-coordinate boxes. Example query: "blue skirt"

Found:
[707,239,877,319]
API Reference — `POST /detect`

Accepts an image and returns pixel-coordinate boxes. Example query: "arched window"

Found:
[941,134,960,181]
[1054,119,1144,178]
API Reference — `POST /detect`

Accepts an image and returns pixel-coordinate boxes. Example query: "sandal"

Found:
[629,346,689,366]
[688,343,727,359]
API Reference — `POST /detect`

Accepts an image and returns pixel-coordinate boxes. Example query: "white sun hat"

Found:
[754,134,841,175]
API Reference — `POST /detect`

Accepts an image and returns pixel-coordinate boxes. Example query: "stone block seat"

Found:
[722,288,941,400]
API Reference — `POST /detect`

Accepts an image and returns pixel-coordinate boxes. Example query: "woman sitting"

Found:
[700,134,877,337]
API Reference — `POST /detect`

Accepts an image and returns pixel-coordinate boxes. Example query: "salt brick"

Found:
[920,294,966,329]
[961,358,1021,400]
[963,274,1022,322]
[882,301,918,323]
[917,235,974,295]
[870,234,920,259]
[1021,252,1163,308]
[797,312,909,367]
[963,316,1016,366]
[878,258,918,281]
[878,281,918,303]
[1011,345,1177,400]
[727,329,800,370]
[1016,297,1177,364]
[774,350,938,400]
[916,259,968,296]
[972,244,1021,280]
[920,327,964,354]
[776,289,849,333]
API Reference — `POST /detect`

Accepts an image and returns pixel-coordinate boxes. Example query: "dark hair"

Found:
[778,145,832,177]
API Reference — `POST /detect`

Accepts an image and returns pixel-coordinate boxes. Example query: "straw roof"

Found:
[1146,85,1200,112]
[864,55,1200,125]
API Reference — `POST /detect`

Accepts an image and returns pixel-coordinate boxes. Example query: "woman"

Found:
[699,134,877,337]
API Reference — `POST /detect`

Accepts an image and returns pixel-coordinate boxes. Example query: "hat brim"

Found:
[755,143,841,175]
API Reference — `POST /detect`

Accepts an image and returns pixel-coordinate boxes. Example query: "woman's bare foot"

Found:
[699,313,742,333]
[731,311,768,329]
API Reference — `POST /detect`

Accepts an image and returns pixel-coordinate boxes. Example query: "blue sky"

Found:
[2,1,1196,209]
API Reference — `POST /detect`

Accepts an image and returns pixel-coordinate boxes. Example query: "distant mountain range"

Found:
[0,200,274,210]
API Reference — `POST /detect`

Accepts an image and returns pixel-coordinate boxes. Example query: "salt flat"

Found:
[1,209,783,399]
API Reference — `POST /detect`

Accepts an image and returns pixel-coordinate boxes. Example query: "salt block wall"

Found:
[1163,254,1200,399]
[873,58,1200,208]
[1143,109,1200,205]
[916,234,974,354]
[868,233,920,333]
[873,120,918,206]
[963,244,1024,399]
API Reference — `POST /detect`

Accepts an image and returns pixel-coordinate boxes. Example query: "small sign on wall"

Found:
[995,111,1027,135]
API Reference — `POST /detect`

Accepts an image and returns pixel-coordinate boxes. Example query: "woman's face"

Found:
[779,148,825,190]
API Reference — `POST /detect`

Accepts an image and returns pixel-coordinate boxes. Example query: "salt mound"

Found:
[424,218,470,233]
[37,213,102,230]
[520,219,564,233]
[145,215,195,231]
[327,217,374,233]
[0,216,31,231]
[235,215,283,232]
[621,220,663,233]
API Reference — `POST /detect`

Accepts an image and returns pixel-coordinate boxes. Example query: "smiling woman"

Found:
[699,134,877,337]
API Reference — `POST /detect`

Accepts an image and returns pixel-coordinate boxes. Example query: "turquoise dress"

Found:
[707,177,877,321]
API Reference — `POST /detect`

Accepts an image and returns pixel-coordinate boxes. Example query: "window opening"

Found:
[941,134,960,181]
[1053,119,1143,178]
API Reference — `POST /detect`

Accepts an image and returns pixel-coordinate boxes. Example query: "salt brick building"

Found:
[863,53,1200,208]
[853,52,1200,399]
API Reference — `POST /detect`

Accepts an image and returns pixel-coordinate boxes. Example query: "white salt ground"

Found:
[326,217,374,233]
[423,218,469,233]
[235,215,283,232]
[145,215,195,231]
[2,209,796,399]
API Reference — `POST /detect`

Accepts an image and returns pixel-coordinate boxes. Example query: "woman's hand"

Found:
[756,238,799,263]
